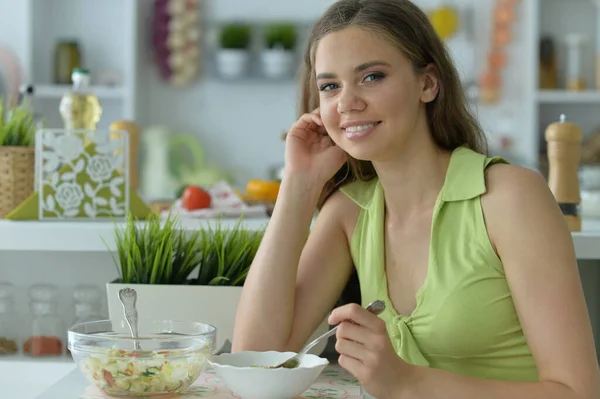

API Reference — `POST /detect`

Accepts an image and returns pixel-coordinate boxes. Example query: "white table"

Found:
[36,369,87,399]
[33,363,374,399]
[1,358,76,399]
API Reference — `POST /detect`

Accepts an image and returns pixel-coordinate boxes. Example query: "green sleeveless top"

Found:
[340,147,538,382]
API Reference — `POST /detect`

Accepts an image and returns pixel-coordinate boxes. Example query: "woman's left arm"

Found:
[330,165,600,399]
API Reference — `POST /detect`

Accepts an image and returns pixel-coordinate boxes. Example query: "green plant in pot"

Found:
[217,23,252,79]
[261,23,297,79]
[109,211,265,285]
[0,99,37,217]
[0,100,37,147]
[105,211,266,352]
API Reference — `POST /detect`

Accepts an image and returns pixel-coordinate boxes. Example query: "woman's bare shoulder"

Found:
[320,187,362,240]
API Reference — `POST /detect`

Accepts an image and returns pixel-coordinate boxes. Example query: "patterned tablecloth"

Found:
[80,364,363,398]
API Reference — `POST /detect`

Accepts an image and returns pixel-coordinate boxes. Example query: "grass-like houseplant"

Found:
[105,211,267,352]
[0,100,37,217]
[109,211,264,286]
[260,23,297,79]
[216,23,252,79]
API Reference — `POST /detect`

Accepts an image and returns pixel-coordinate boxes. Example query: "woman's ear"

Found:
[420,63,440,103]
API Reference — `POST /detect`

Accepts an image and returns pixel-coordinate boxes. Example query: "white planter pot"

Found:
[106,283,330,356]
[260,49,294,79]
[216,49,250,79]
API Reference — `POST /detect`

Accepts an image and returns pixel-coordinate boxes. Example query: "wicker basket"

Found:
[0,146,35,217]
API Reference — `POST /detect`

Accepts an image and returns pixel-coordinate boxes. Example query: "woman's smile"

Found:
[341,120,382,141]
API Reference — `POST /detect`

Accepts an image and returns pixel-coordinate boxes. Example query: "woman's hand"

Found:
[284,108,347,186]
[329,303,410,399]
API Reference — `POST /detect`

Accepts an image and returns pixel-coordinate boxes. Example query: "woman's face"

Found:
[314,26,435,162]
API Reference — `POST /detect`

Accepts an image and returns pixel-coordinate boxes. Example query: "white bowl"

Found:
[209,351,329,399]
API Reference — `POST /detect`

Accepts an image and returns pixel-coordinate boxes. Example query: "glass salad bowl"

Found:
[68,319,216,397]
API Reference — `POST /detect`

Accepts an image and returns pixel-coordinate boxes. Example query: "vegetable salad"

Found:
[78,346,210,396]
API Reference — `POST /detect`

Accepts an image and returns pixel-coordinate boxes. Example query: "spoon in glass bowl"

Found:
[119,288,142,351]
[270,299,386,369]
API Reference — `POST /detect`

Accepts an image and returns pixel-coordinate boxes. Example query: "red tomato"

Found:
[103,369,115,387]
[182,185,212,210]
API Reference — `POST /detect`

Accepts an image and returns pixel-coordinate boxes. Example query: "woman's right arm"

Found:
[232,175,356,353]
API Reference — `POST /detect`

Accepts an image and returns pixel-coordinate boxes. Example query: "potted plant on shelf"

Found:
[105,212,330,354]
[215,23,251,79]
[0,100,36,218]
[260,23,298,79]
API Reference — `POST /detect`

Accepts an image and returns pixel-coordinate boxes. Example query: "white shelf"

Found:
[33,84,125,100]
[0,218,271,252]
[0,217,600,258]
[537,90,600,104]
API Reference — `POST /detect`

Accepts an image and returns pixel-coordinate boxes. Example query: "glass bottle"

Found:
[59,68,102,131]
[24,284,64,357]
[0,283,18,355]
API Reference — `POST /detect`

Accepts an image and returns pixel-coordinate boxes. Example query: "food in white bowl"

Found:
[209,350,329,399]
[68,319,216,397]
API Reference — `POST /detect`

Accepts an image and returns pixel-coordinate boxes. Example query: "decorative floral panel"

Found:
[35,129,130,220]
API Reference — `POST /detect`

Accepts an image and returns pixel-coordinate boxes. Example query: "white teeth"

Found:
[345,123,376,133]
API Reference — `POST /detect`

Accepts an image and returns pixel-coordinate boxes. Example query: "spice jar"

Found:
[54,40,81,84]
[67,285,105,357]
[71,285,104,325]
[0,283,19,355]
[24,284,64,357]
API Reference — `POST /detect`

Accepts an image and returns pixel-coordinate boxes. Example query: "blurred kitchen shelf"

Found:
[33,84,125,100]
[0,218,271,252]
[23,0,138,121]
[537,90,600,104]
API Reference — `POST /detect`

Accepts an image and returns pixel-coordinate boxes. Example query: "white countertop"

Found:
[0,357,76,399]
[34,369,86,399]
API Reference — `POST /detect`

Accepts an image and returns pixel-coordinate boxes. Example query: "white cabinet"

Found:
[22,0,138,130]
[536,0,600,158]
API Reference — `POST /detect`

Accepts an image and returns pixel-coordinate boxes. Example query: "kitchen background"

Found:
[1,0,600,397]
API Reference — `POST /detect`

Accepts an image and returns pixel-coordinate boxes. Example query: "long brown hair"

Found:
[298,0,488,208]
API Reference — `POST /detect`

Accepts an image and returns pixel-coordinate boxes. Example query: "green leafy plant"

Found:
[189,220,264,286]
[108,211,265,286]
[0,100,36,147]
[220,23,252,50]
[264,23,297,50]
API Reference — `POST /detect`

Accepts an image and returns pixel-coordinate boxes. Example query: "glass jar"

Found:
[67,285,105,357]
[579,165,600,219]
[54,40,81,84]
[71,285,104,325]
[0,283,18,355]
[24,284,64,357]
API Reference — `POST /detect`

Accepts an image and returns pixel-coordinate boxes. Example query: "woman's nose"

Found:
[337,88,366,114]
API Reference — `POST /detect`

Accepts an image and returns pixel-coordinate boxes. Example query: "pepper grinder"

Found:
[545,114,583,232]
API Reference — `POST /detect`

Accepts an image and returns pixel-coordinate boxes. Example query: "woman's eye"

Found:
[319,83,339,92]
[364,72,385,82]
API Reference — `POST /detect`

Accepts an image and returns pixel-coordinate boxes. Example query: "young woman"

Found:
[232,0,600,398]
